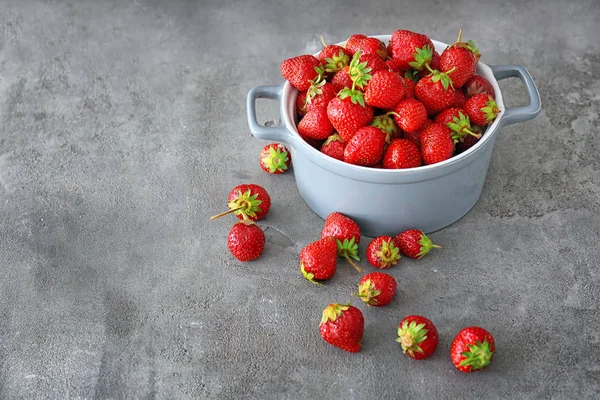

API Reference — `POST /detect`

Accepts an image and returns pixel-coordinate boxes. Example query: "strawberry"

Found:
[404,119,432,148]
[357,37,389,60]
[440,34,479,88]
[465,94,500,126]
[364,70,406,109]
[400,75,416,99]
[327,97,374,142]
[390,30,435,71]
[280,55,321,91]
[420,122,454,165]
[332,66,354,92]
[355,272,397,307]
[366,236,401,269]
[305,81,337,113]
[344,34,367,55]
[435,108,481,143]
[464,75,495,99]
[300,237,337,284]
[298,107,334,140]
[227,220,265,261]
[318,38,352,73]
[344,126,386,167]
[396,315,439,360]
[370,114,399,142]
[451,326,496,372]
[383,139,422,169]
[296,91,308,117]
[393,229,441,259]
[391,98,428,133]
[386,58,406,74]
[211,184,271,221]
[359,53,388,76]
[320,303,364,353]
[452,89,467,108]
[320,133,346,161]
[415,70,456,116]
[456,125,483,152]
[260,143,290,174]
[321,212,362,272]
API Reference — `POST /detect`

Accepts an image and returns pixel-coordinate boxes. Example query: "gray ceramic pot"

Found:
[247,36,541,237]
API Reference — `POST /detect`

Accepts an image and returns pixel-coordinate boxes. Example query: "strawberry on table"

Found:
[320,133,346,161]
[320,303,364,353]
[451,326,496,372]
[366,236,401,269]
[419,122,455,165]
[393,229,441,259]
[321,212,362,273]
[300,237,338,284]
[464,75,495,99]
[298,107,334,140]
[227,220,265,261]
[439,29,480,88]
[210,184,271,221]
[260,143,290,174]
[396,315,439,360]
[464,94,500,126]
[355,272,397,307]
[382,139,422,169]
[364,70,406,110]
[280,55,321,91]
[415,69,456,116]
[343,126,387,167]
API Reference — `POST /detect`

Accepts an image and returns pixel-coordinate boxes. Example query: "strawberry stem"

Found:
[457,28,463,44]
[464,128,482,139]
[386,111,401,118]
[345,255,362,273]
[321,35,328,48]
[209,205,244,220]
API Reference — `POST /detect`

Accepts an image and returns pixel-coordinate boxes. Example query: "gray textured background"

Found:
[1,0,599,399]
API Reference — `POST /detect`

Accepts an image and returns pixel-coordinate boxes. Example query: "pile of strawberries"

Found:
[280,29,499,168]
[212,180,495,372]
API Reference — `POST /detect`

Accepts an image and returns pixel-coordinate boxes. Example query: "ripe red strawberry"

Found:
[383,139,422,169]
[320,133,346,161]
[391,98,428,133]
[355,272,397,306]
[435,108,481,143]
[305,81,337,113]
[366,236,401,269]
[396,315,439,360]
[327,97,374,143]
[464,75,495,99]
[344,126,386,167]
[321,212,362,272]
[227,220,265,261]
[415,70,456,116]
[359,53,388,76]
[456,125,483,152]
[420,123,454,165]
[260,143,291,174]
[318,42,352,74]
[452,89,467,108]
[434,107,464,126]
[465,94,500,126]
[356,37,389,60]
[280,55,321,91]
[332,66,354,92]
[300,237,338,284]
[320,303,364,353]
[440,42,479,88]
[404,119,433,148]
[364,70,406,109]
[451,326,496,372]
[390,30,435,71]
[386,58,406,74]
[370,114,399,142]
[400,76,416,99]
[393,229,441,259]
[298,107,334,140]
[211,184,271,221]
[344,34,367,55]
[296,91,308,117]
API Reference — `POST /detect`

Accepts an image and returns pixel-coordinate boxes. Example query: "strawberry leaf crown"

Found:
[459,337,494,371]
[447,112,482,143]
[396,320,429,357]
[227,189,263,219]
[404,70,419,82]
[375,238,400,268]
[408,45,433,71]
[371,114,398,142]
[481,96,500,122]
[336,237,360,261]
[465,40,481,59]
[261,146,289,173]
[320,303,350,325]
[430,69,455,91]
[348,50,372,89]
[323,133,343,146]
[339,87,366,107]
[356,279,381,306]
[415,231,441,258]
[305,66,326,105]
[324,50,350,73]
[300,262,322,285]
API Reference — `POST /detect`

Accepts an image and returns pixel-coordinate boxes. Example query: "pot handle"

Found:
[247,84,295,144]
[489,64,541,126]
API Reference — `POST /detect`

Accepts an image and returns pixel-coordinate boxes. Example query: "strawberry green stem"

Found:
[425,63,435,73]
[209,205,244,221]
[464,128,482,139]
[345,255,362,273]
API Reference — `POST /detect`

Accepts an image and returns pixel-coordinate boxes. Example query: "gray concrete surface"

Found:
[0,0,599,399]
